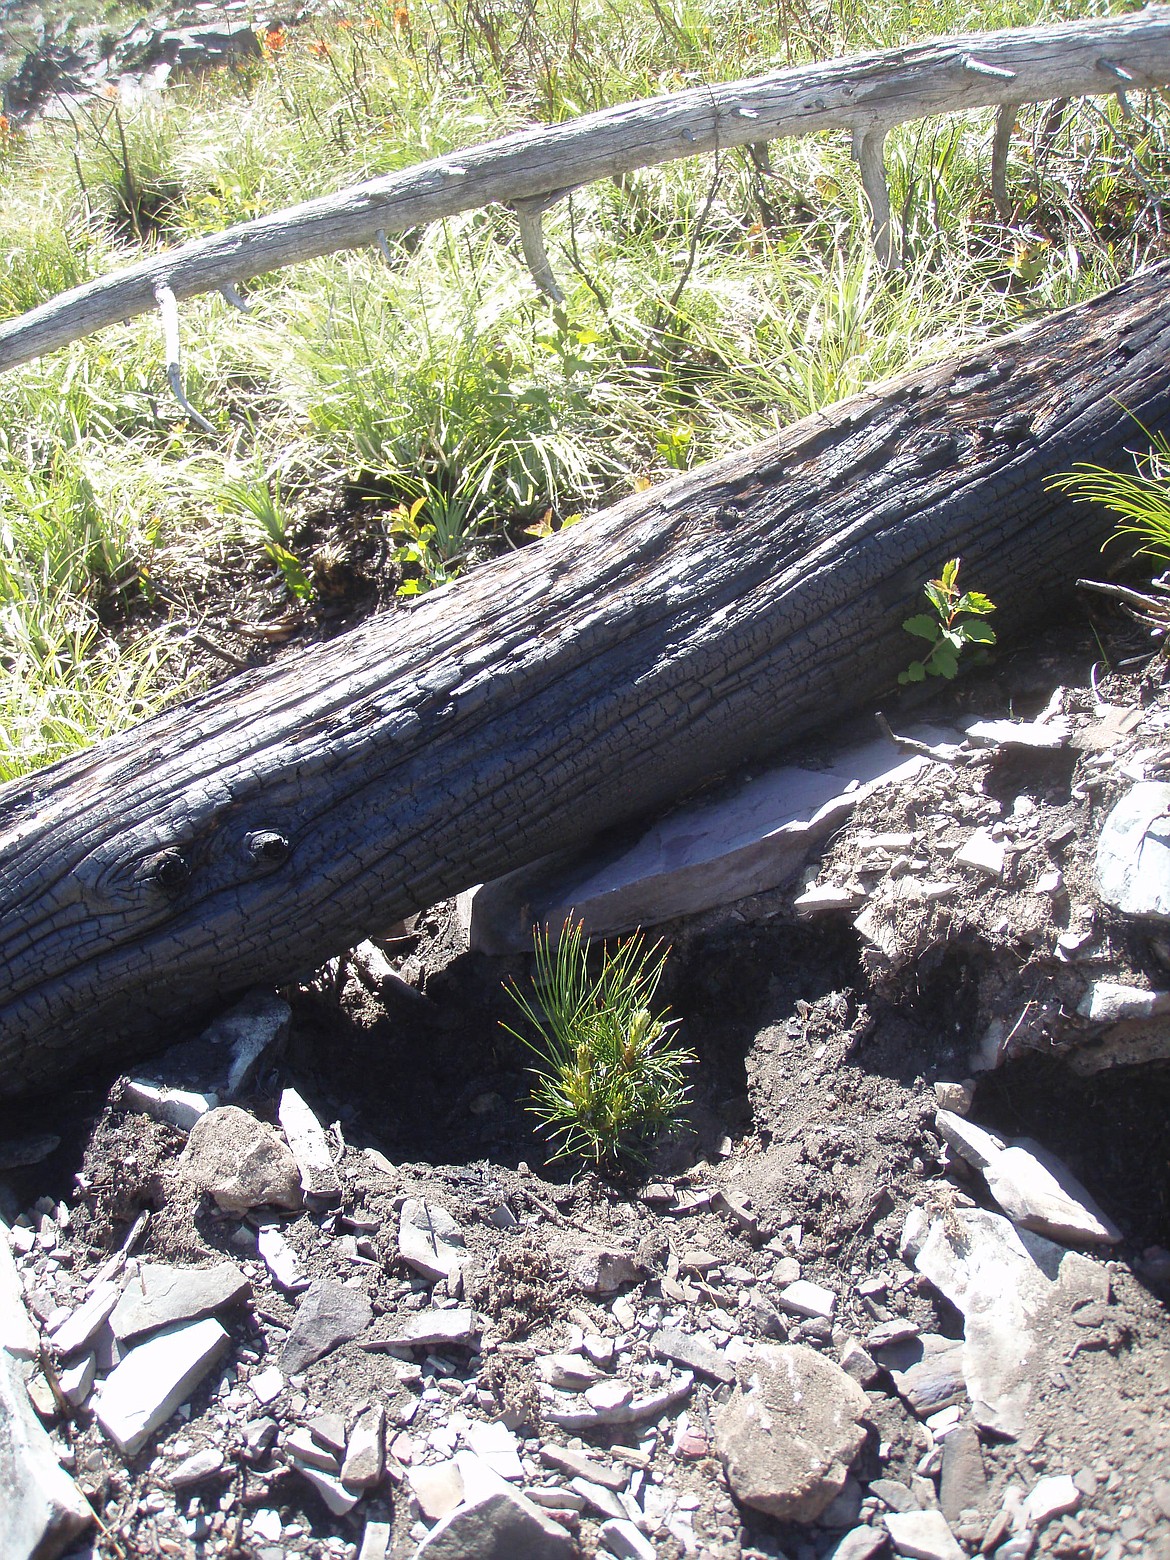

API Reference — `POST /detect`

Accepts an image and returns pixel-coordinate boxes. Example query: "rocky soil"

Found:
[2,616,1170,1560]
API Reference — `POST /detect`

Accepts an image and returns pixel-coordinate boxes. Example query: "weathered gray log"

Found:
[2,260,1169,1098]
[2,8,1170,371]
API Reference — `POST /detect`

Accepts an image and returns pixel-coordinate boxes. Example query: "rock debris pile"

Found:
[3,665,1170,1560]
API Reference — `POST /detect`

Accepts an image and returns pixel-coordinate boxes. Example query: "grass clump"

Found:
[1051,431,1170,569]
[503,919,695,1172]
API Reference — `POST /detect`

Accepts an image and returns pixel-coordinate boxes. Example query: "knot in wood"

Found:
[146,848,190,896]
[247,829,290,868]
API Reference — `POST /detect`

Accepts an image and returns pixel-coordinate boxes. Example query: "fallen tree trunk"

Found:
[2,261,1169,1098]
[1,9,1168,370]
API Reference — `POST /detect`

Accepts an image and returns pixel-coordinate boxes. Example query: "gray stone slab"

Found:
[110,1261,250,1341]
[95,1317,229,1457]
[280,1280,372,1373]
[1097,782,1170,921]
[0,1347,92,1560]
[465,729,956,950]
[277,1088,342,1209]
[650,1326,735,1384]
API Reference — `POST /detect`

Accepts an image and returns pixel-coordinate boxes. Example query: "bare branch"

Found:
[853,127,894,269]
[154,282,215,434]
[2,9,1169,370]
[991,101,1019,221]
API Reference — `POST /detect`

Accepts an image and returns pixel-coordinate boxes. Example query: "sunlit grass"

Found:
[0,0,1167,771]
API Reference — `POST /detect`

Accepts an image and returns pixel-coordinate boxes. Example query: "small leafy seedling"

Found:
[899,557,996,684]
[502,919,695,1173]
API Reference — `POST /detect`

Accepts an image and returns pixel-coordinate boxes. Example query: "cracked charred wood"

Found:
[2,262,1169,1098]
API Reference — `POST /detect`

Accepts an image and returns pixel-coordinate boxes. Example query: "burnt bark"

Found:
[3,263,1168,1098]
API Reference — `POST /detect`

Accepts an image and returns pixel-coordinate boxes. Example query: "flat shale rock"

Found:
[278,1087,343,1209]
[95,1316,229,1457]
[414,1488,575,1558]
[281,1280,372,1372]
[1096,781,1170,921]
[1,1346,92,1560]
[883,1508,965,1559]
[110,1260,250,1341]
[179,1106,303,1214]
[567,1245,644,1295]
[1,1222,39,1359]
[714,1343,869,1521]
[398,1199,466,1282]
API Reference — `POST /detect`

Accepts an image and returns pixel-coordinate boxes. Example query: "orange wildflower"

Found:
[0,114,9,137]
[337,17,353,27]
[264,25,287,51]
[309,37,331,54]
[393,5,411,35]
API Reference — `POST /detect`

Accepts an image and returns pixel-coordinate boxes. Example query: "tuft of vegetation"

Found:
[1051,431,1170,569]
[502,919,695,1172]
[899,557,996,683]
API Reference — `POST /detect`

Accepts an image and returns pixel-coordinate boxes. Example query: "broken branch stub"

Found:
[1,9,1169,371]
[2,260,1170,1097]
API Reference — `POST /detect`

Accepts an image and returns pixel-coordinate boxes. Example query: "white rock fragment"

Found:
[95,1317,229,1457]
[935,1111,1119,1244]
[49,1280,122,1358]
[122,1081,216,1131]
[463,1419,523,1480]
[248,1364,284,1404]
[910,1206,1105,1440]
[278,1088,343,1208]
[954,829,1006,880]
[358,1519,393,1560]
[0,1347,93,1560]
[794,884,867,915]
[1096,781,1170,921]
[1022,1473,1081,1527]
[59,1353,97,1410]
[983,1144,1121,1245]
[777,1279,837,1320]
[169,1446,226,1487]
[538,1352,604,1389]
[965,718,1069,750]
[398,1199,466,1282]
[600,1516,658,1559]
[1077,980,1170,1024]
[883,1507,966,1559]
[257,1223,305,1292]
[408,1458,464,1520]
[375,1307,479,1350]
[342,1404,385,1489]
[291,1458,363,1514]
[0,1223,39,1359]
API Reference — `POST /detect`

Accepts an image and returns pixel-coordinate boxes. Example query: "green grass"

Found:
[0,0,1167,776]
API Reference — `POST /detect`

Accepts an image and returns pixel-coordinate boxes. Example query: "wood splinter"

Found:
[219,282,251,313]
[958,52,1018,81]
[852,127,895,270]
[154,282,215,434]
[512,190,572,303]
[991,101,1019,220]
